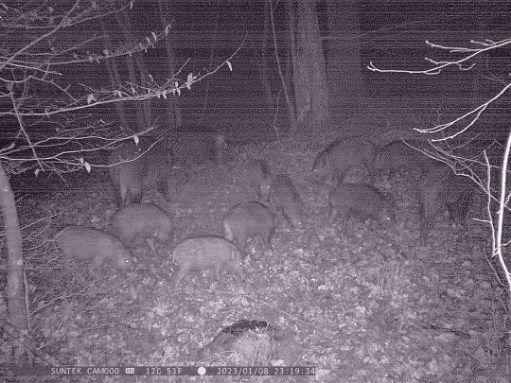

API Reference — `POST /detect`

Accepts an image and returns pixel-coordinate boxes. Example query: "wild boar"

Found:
[418,164,475,239]
[328,183,395,228]
[108,139,173,206]
[110,203,173,253]
[313,136,376,183]
[56,226,131,271]
[222,201,276,258]
[263,174,305,228]
[172,236,243,289]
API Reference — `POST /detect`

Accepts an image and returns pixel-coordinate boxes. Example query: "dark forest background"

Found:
[6,0,510,142]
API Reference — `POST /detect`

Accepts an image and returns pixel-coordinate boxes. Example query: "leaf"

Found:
[186,73,194,90]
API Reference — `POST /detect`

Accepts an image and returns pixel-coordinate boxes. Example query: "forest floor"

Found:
[10,123,511,383]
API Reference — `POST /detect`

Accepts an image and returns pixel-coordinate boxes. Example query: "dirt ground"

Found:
[9,125,511,383]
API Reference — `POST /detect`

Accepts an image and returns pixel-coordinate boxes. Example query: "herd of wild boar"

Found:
[55,132,476,288]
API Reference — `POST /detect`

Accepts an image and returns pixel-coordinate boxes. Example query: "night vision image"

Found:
[1,1,510,382]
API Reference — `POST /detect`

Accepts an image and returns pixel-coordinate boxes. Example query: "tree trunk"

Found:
[326,0,362,121]
[101,20,129,133]
[258,0,274,114]
[281,0,297,134]
[116,9,151,132]
[0,160,30,364]
[291,0,330,135]
[158,0,181,131]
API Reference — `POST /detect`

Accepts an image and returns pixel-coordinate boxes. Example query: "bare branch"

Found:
[416,82,511,141]
[494,131,511,289]
[368,38,511,76]
[369,36,511,292]
[0,1,242,180]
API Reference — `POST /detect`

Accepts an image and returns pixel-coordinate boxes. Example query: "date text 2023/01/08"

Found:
[11,365,317,376]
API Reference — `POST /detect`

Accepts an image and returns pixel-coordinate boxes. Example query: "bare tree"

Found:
[0,0,240,363]
[368,38,511,296]
[158,0,182,129]
[101,18,130,131]
[116,7,153,130]
[258,1,275,116]
[325,0,363,119]
[276,0,329,135]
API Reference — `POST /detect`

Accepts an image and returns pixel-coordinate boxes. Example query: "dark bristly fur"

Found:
[328,183,395,228]
[313,136,376,183]
[108,139,173,207]
[111,203,173,253]
[223,201,275,258]
[169,129,226,167]
[172,236,243,289]
[264,174,305,228]
[374,140,436,175]
[418,164,475,239]
[57,226,131,271]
